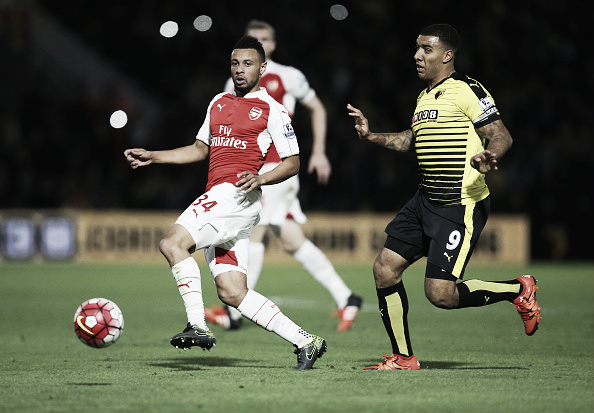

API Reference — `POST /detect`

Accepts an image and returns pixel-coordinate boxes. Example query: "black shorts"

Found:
[384,190,490,279]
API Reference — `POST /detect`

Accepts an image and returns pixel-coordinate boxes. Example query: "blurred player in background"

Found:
[206,20,363,332]
[124,35,326,370]
[348,24,541,370]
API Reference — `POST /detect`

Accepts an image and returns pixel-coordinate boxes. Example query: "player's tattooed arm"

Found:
[477,119,513,159]
[347,104,413,152]
[365,130,414,152]
[471,119,513,173]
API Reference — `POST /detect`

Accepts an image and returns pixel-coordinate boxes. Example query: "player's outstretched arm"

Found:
[124,140,209,169]
[236,155,300,193]
[124,148,153,169]
[347,104,413,152]
[472,119,513,173]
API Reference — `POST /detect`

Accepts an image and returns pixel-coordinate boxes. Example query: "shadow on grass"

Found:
[147,357,283,371]
[421,361,528,370]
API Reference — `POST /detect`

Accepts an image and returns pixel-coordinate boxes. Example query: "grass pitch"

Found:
[0,260,592,413]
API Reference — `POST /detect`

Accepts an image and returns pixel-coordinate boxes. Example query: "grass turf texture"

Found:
[1,261,592,413]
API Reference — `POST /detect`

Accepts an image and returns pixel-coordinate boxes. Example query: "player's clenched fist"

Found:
[124,148,153,169]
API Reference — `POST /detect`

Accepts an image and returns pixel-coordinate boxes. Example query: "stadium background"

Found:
[0,0,589,261]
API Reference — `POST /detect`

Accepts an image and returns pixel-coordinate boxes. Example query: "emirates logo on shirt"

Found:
[249,107,263,120]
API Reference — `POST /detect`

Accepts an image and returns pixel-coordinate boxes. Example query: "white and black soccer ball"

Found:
[73,298,124,348]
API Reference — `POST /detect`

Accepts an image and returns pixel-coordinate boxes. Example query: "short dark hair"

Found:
[419,24,461,55]
[233,35,266,63]
[245,19,275,40]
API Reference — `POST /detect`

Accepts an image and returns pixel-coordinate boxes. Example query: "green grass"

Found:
[1,260,593,413]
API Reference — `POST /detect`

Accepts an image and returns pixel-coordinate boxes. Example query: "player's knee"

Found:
[424,276,459,309]
[215,272,248,308]
[216,287,245,308]
[425,289,457,309]
[372,258,385,280]
[279,227,306,253]
[159,237,171,257]
[159,236,179,263]
[372,256,402,286]
[216,288,233,306]
[281,237,303,254]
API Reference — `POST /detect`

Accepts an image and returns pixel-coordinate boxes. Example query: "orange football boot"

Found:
[204,305,231,329]
[364,354,420,370]
[336,294,363,332]
[513,275,541,335]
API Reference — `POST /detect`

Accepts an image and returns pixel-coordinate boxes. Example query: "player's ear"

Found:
[443,49,454,64]
[260,61,267,76]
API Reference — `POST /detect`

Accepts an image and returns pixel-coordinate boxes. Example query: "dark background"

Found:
[0,0,590,260]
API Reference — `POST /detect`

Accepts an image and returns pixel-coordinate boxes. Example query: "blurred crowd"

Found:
[0,0,589,259]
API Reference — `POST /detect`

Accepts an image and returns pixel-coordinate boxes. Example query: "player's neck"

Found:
[235,85,260,98]
[427,69,455,90]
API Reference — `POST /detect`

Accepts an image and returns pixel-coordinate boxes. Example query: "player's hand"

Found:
[470,150,499,173]
[124,148,153,169]
[236,171,263,193]
[308,152,331,185]
[347,103,371,140]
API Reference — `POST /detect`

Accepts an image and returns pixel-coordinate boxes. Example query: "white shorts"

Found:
[175,182,261,277]
[258,162,307,227]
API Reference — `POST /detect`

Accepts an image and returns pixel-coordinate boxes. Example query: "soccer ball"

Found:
[74,298,124,348]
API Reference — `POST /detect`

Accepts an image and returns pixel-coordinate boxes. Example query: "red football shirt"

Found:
[196,88,300,192]
[224,60,315,163]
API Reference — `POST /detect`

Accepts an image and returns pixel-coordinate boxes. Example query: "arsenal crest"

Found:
[249,107,263,120]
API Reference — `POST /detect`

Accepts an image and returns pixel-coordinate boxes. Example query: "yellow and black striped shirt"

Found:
[411,72,501,206]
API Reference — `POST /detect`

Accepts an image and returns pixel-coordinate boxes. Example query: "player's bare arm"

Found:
[365,130,414,152]
[124,140,209,169]
[347,104,413,152]
[236,155,300,193]
[303,96,331,184]
[471,119,513,173]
